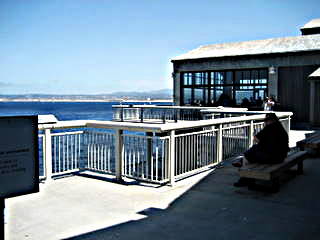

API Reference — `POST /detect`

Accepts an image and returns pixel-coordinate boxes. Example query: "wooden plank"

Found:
[297,134,320,149]
[298,132,320,144]
[239,151,308,181]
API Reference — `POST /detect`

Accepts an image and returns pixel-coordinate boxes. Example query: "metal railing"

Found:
[38,111,292,185]
[112,105,249,123]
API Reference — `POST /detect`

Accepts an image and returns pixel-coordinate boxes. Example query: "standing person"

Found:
[232,113,289,187]
[264,97,275,111]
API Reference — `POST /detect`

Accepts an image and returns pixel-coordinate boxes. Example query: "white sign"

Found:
[0,116,39,198]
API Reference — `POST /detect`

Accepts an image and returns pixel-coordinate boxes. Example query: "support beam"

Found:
[310,81,315,124]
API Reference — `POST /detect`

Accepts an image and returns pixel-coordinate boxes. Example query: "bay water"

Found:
[0,101,171,120]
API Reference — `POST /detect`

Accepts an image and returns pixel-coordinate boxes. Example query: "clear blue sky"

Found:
[0,0,319,94]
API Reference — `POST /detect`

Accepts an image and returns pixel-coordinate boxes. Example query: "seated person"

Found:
[232,113,289,187]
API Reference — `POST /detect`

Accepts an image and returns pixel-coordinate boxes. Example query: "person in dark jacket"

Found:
[233,113,289,187]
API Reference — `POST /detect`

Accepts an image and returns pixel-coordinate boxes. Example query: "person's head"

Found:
[264,113,279,125]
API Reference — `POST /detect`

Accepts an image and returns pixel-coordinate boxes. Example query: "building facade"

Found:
[171,19,320,125]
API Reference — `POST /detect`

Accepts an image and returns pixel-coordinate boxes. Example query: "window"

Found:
[234,69,268,104]
[183,88,192,105]
[183,73,193,86]
[181,69,268,106]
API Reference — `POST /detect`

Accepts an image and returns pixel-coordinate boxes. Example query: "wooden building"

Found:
[309,67,320,125]
[171,19,320,125]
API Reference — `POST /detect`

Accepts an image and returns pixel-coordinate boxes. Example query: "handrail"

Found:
[39,112,292,133]
[112,104,248,111]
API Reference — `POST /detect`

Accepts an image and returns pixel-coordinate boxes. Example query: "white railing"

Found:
[51,131,82,175]
[85,131,115,174]
[113,105,249,123]
[38,111,292,185]
[123,134,169,183]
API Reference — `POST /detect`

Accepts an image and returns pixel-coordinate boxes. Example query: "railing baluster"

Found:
[44,129,53,181]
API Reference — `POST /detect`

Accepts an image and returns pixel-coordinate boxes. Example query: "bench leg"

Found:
[297,161,304,175]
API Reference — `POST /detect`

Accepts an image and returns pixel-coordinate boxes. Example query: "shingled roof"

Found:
[172,34,320,61]
[301,18,320,30]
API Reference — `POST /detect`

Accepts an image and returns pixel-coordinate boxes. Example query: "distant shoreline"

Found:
[0,98,173,103]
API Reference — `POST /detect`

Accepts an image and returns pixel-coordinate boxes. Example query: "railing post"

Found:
[216,124,223,163]
[286,116,291,139]
[249,120,254,147]
[146,132,153,180]
[169,130,176,186]
[162,111,166,123]
[115,129,124,182]
[140,108,144,123]
[120,108,124,122]
[44,128,53,181]
[174,109,178,122]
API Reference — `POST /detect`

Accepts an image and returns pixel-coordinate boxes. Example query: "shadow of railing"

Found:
[64,156,320,240]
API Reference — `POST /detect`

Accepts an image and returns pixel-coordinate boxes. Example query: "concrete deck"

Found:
[5,130,320,240]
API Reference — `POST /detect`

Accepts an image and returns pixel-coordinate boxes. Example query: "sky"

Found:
[0,0,319,95]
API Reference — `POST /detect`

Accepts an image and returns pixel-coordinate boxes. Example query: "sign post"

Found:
[0,116,39,239]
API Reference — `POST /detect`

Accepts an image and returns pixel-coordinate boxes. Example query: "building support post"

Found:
[310,81,315,125]
[44,128,53,182]
[173,72,181,106]
[115,129,124,182]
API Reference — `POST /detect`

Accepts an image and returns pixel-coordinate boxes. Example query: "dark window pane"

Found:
[194,88,205,104]
[215,72,225,85]
[235,91,254,104]
[183,88,192,105]
[194,72,208,85]
[235,71,242,85]
[183,73,192,85]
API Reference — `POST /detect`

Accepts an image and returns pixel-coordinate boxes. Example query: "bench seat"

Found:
[239,151,308,185]
[297,132,320,150]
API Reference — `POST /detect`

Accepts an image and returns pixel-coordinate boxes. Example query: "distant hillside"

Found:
[106,89,172,99]
[0,89,173,101]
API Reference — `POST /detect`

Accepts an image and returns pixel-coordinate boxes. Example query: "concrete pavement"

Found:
[5,130,320,240]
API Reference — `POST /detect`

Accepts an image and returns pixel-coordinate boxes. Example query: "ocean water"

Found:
[0,101,172,120]
[0,101,171,176]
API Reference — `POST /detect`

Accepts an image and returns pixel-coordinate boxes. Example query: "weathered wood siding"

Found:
[278,65,319,122]
[313,82,320,125]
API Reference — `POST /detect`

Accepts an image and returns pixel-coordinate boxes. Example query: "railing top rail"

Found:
[112,105,248,111]
[201,109,294,115]
[38,112,292,133]
[157,112,292,132]
[38,120,164,132]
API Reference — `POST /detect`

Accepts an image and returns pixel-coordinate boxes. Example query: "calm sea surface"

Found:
[0,101,172,121]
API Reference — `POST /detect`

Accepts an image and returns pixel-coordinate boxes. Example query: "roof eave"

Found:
[171,49,320,63]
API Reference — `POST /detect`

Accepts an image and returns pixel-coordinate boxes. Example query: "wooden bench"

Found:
[297,132,320,154]
[239,151,309,192]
